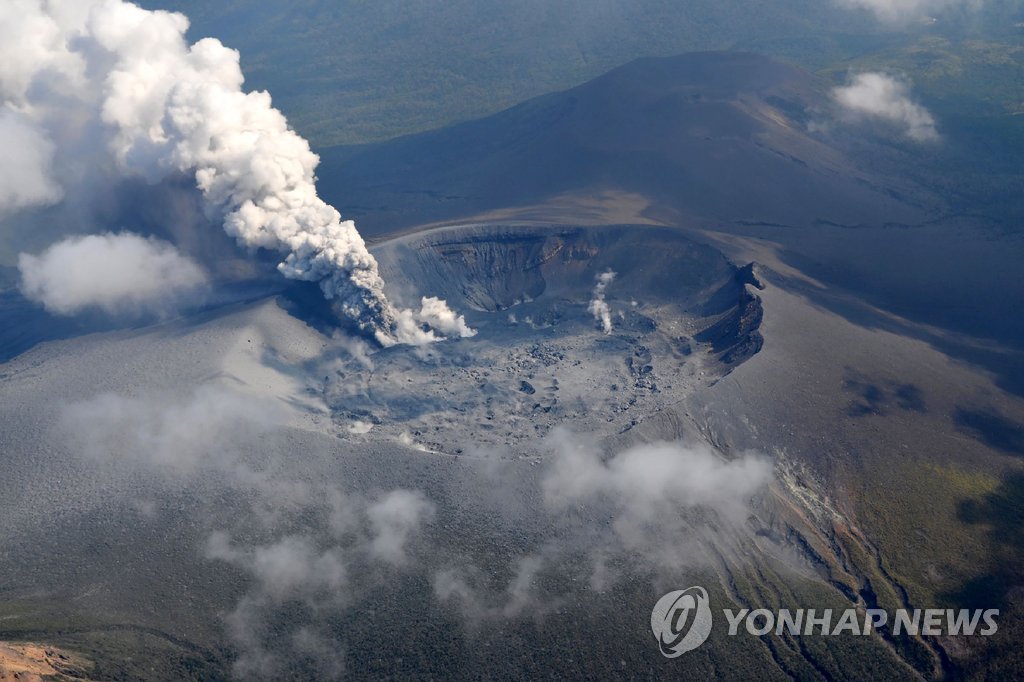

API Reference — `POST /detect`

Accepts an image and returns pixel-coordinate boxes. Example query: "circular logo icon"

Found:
[651,587,713,658]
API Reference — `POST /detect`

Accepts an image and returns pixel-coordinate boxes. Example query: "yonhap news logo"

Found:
[651,588,999,658]
[650,587,713,657]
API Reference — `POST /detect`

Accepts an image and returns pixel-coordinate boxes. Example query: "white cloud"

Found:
[434,556,551,623]
[206,534,348,603]
[366,490,436,565]
[0,108,61,212]
[542,429,772,531]
[57,379,437,677]
[205,489,435,677]
[0,0,85,103]
[18,232,208,316]
[435,431,774,625]
[205,533,350,680]
[61,385,282,473]
[832,72,939,142]
[835,0,985,22]
[0,0,470,343]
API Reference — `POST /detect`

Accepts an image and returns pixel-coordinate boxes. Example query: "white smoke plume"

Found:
[19,232,207,316]
[411,296,477,340]
[391,296,478,346]
[833,72,939,141]
[0,108,61,212]
[1,0,471,344]
[835,0,985,22]
[587,270,616,334]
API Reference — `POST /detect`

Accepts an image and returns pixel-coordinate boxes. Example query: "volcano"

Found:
[1,50,1023,680]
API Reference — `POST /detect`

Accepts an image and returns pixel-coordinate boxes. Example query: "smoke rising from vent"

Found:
[391,296,478,346]
[1,0,472,344]
[588,270,616,334]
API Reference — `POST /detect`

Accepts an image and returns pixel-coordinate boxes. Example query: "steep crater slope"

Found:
[324,224,764,453]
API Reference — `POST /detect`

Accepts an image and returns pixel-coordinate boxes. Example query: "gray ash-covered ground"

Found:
[3,220,1018,679]
[326,224,764,455]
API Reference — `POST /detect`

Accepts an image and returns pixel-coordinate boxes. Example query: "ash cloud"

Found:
[588,270,616,334]
[19,232,208,316]
[0,0,471,344]
[832,72,939,142]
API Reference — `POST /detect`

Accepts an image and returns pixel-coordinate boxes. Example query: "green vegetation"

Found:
[138,0,878,145]
[820,34,1024,222]
[137,1,1023,150]
[136,1,1022,227]
[849,458,998,607]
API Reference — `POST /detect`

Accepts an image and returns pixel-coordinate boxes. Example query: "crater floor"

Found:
[327,224,764,455]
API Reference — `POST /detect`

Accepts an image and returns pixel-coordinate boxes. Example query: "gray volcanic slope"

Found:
[318,52,929,234]
[1,222,1022,678]
[320,51,1024,381]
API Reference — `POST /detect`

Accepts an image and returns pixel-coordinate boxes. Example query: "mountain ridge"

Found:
[318,51,933,235]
